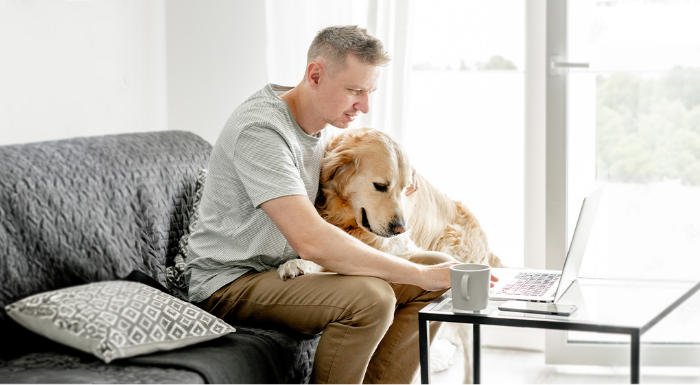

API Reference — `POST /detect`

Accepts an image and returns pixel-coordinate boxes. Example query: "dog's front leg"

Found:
[456,323,474,384]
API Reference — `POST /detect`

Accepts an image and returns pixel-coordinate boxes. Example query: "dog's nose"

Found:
[389,220,407,235]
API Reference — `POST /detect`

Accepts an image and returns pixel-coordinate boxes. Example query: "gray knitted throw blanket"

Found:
[0,131,211,356]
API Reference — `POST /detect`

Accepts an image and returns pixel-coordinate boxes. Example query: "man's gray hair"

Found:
[307,25,391,70]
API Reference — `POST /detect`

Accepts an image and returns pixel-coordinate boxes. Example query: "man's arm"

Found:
[260,195,456,291]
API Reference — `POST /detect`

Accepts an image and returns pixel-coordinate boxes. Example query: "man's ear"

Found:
[307,62,322,88]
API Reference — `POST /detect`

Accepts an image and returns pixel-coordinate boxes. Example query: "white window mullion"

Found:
[542,0,573,364]
[544,0,569,272]
[524,0,547,273]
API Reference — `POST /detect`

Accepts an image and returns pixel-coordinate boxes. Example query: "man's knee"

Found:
[408,251,456,266]
[341,276,396,329]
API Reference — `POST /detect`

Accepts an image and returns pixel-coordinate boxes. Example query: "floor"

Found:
[423,344,700,384]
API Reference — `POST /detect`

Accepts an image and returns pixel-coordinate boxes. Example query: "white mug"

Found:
[450,263,491,311]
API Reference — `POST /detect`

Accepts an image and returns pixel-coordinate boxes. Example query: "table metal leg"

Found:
[419,317,430,384]
[473,324,481,384]
[631,332,640,384]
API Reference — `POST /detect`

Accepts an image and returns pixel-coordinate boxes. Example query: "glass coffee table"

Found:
[418,278,700,384]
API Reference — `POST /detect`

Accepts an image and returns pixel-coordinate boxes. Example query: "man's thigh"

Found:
[200,270,396,334]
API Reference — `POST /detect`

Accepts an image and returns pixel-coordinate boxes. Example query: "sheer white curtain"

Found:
[263,0,414,139]
[362,0,415,141]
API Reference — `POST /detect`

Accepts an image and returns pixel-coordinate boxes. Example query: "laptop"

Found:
[489,185,605,303]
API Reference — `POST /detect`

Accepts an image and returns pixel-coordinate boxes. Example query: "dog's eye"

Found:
[373,183,388,192]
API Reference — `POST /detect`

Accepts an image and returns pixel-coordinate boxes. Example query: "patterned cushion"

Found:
[5,280,235,363]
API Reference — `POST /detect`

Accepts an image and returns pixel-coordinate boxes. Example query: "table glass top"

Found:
[426,278,700,331]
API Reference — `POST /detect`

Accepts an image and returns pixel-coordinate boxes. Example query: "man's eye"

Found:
[373,183,388,192]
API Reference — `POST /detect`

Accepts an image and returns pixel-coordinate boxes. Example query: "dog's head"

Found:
[318,128,413,238]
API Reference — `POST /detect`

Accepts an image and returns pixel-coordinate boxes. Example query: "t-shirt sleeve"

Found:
[233,125,308,208]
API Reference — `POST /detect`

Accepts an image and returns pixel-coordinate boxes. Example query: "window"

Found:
[547,0,700,366]
[406,0,526,268]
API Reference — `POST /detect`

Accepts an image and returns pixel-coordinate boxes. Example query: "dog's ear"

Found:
[321,147,358,188]
[320,128,380,198]
[326,132,345,153]
[321,133,363,198]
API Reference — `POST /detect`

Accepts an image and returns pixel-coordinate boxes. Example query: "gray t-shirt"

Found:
[185,83,332,303]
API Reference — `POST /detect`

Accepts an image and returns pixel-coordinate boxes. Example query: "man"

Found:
[186,25,460,384]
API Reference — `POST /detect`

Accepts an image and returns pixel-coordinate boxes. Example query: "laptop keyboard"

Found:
[497,272,561,297]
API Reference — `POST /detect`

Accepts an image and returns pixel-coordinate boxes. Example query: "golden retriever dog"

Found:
[278,127,502,383]
[279,127,502,270]
[320,128,500,267]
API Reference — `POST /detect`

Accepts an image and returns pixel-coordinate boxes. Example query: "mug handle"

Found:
[461,275,470,301]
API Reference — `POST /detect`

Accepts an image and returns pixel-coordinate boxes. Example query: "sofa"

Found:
[0,131,320,383]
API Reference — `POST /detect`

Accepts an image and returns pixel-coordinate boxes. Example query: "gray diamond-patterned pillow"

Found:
[5,280,235,363]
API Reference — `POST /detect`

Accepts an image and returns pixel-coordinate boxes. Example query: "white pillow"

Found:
[5,280,235,363]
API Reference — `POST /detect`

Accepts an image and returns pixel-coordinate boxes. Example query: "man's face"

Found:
[315,55,380,129]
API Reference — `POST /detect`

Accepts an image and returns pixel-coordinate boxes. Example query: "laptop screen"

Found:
[554,186,605,302]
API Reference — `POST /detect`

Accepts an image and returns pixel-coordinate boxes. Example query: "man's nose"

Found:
[354,93,370,114]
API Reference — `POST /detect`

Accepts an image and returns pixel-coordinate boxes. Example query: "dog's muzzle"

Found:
[389,219,407,235]
[361,208,372,231]
[362,208,408,238]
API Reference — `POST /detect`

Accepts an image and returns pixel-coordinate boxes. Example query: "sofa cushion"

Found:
[0,352,205,384]
[5,281,235,363]
[0,326,319,384]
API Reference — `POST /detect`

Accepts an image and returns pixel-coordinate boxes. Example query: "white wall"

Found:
[166,0,268,145]
[0,0,166,145]
[0,0,268,146]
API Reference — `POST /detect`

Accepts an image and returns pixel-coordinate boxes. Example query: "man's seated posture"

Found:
[185,25,459,384]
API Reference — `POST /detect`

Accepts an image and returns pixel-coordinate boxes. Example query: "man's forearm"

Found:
[302,222,424,284]
[260,194,454,291]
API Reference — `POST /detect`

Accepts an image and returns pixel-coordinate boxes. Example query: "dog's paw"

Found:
[278,259,324,281]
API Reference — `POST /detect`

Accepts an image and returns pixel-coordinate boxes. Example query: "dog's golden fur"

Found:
[314,127,502,268]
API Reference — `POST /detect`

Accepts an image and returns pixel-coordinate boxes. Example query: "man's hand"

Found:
[415,261,458,291]
[490,273,499,288]
[405,166,419,196]
[416,263,500,292]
